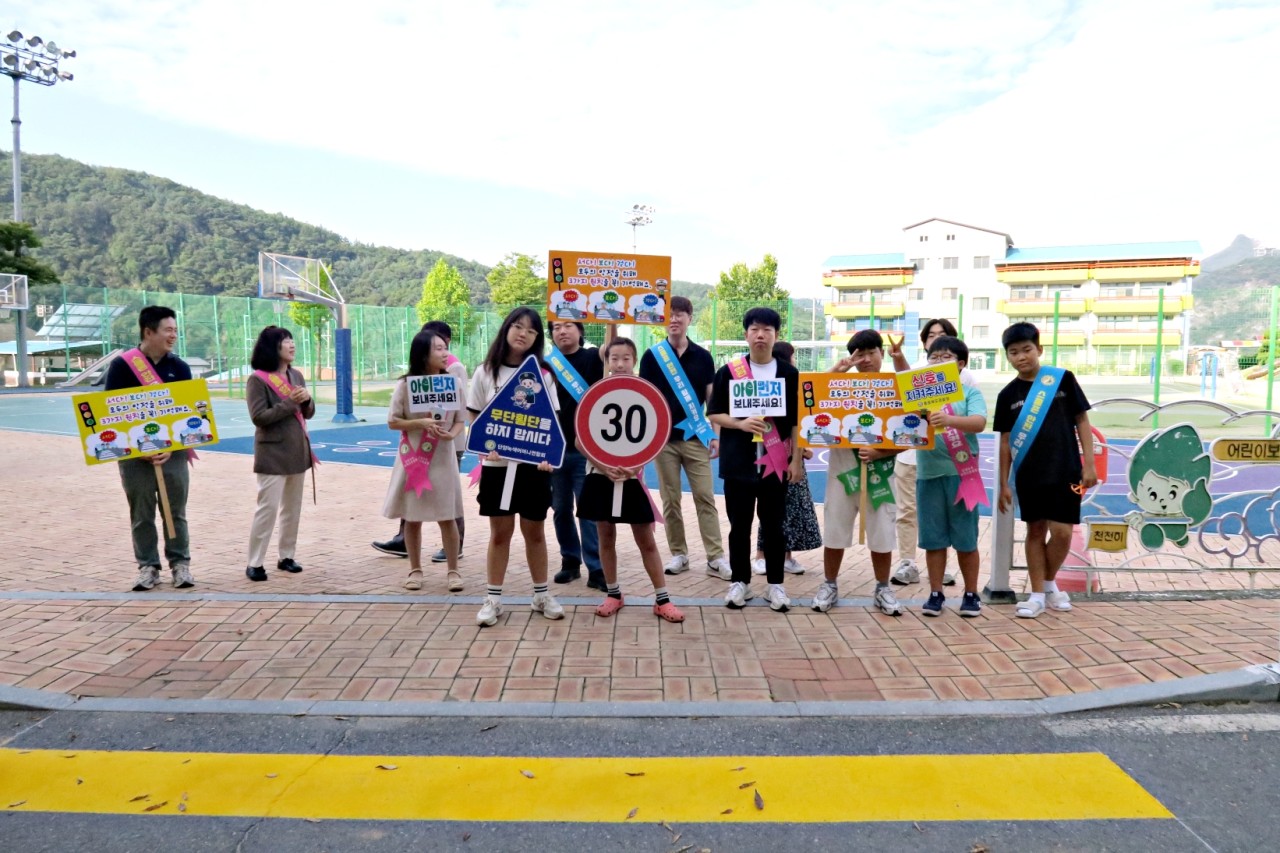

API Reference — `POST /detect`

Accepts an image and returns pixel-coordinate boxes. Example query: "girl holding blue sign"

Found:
[577,336,685,623]
[382,328,466,592]
[467,307,564,628]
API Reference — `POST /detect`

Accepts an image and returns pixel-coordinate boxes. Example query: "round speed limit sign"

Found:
[575,375,672,469]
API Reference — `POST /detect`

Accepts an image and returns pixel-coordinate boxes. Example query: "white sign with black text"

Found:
[728,378,786,418]
[407,375,461,413]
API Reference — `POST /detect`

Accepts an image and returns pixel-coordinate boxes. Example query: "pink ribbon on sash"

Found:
[727,357,789,481]
[124,347,197,463]
[399,430,437,496]
[254,369,319,467]
[939,403,988,510]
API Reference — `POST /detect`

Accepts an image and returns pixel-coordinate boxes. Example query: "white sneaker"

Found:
[751,558,766,576]
[1016,598,1046,619]
[942,569,958,586]
[530,591,565,620]
[1047,590,1073,612]
[874,585,904,616]
[782,558,805,575]
[706,557,733,581]
[663,554,690,575]
[767,584,790,612]
[812,581,839,613]
[724,581,754,609]
[476,596,503,627]
[171,563,195,589]
[131,565,160,592]
[890,559,919,585]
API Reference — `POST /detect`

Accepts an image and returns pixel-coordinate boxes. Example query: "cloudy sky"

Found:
[10,0,1280,295]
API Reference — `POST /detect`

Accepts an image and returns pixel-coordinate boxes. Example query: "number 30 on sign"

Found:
[575,375,673,469]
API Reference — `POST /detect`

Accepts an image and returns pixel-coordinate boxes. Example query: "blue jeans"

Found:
[550,449,601,572]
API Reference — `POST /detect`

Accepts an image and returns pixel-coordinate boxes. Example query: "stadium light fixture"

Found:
[624,203,656,251]
[1,29,76,388]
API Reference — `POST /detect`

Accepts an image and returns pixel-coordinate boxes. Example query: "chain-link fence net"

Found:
[14,285,1277,410]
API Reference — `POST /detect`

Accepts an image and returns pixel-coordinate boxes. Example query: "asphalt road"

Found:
[2,703,1276,852]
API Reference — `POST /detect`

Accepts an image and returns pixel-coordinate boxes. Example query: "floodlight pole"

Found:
[3,31,75,388]
[9,75,27,386]
[624,204,655,252]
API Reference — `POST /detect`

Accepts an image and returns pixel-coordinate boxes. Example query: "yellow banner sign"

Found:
[547,250,672,326]
[72,379,219,465]
[895,362,964,413]
[796,372,932,450]
[1210,438,1280,463]
[1087,522,1129,552]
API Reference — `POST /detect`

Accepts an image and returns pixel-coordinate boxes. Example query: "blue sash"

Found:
[546,347,589,403]
[653,339,715,447]
[1009,365,1065,478]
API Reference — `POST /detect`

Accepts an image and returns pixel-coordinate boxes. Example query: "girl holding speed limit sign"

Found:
[575,334,685,623]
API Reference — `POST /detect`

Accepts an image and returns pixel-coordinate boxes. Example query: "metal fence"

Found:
[17,287,839,402]
[18,284,1278,412]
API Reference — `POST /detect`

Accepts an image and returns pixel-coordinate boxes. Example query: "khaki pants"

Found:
[654,438,724,562]
[246,472,306,568]
[894,460,918,562]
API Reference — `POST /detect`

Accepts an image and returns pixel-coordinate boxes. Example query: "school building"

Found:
[822,218,1201,374]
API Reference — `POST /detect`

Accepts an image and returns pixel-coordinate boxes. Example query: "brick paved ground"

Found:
[2,431,1277,705]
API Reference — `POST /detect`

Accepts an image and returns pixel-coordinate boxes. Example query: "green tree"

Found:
[287,261,338,382]
[701,253,789,344]
[0,221,60,283]
[416,258,471,325]
[288,301,332,383]
[487,252,545,306]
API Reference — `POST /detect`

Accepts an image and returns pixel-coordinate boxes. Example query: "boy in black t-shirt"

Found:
[707,307,805,612]
[993,323,1097,619]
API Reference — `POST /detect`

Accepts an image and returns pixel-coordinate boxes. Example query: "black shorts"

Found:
[577,472,655,525]
[477,464,552,520]
[1016,479,1081,525]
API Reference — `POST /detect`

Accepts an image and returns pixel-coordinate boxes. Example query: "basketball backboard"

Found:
[258,253,343,309]
[0,273,29,312]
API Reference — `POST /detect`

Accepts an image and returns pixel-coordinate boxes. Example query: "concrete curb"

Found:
[4,664,1277,717]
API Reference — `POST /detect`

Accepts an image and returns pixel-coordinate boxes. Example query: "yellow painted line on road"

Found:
[0,749,1172,823]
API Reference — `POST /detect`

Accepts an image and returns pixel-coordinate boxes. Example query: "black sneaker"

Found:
[922,591,945,617]
[959,592,982,618]
[554,562,581,584]
[277,558,303,574]
[245,565,268,582]
[586,571,608,592]
[372,535,408,557]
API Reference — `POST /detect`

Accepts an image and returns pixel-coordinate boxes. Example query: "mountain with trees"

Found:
[1201,234,1263,273]
[0,152,491,306]
[1189,235,1280,346]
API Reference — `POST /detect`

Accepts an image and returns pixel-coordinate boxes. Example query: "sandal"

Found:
[595,595,624,617]
[403,569,423,591]
[653,601,685,623]
[447,570,464,592]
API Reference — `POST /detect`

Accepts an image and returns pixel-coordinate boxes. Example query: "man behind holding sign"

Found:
[104,306,195,592]
[547,320,606,590]
[637,296,730,580]
[812,330,903,616]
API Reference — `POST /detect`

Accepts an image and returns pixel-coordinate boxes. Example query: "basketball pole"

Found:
[332,302,357,423]
[258,253,357,423]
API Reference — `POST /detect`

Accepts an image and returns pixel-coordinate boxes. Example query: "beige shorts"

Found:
[823,448,897,553]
